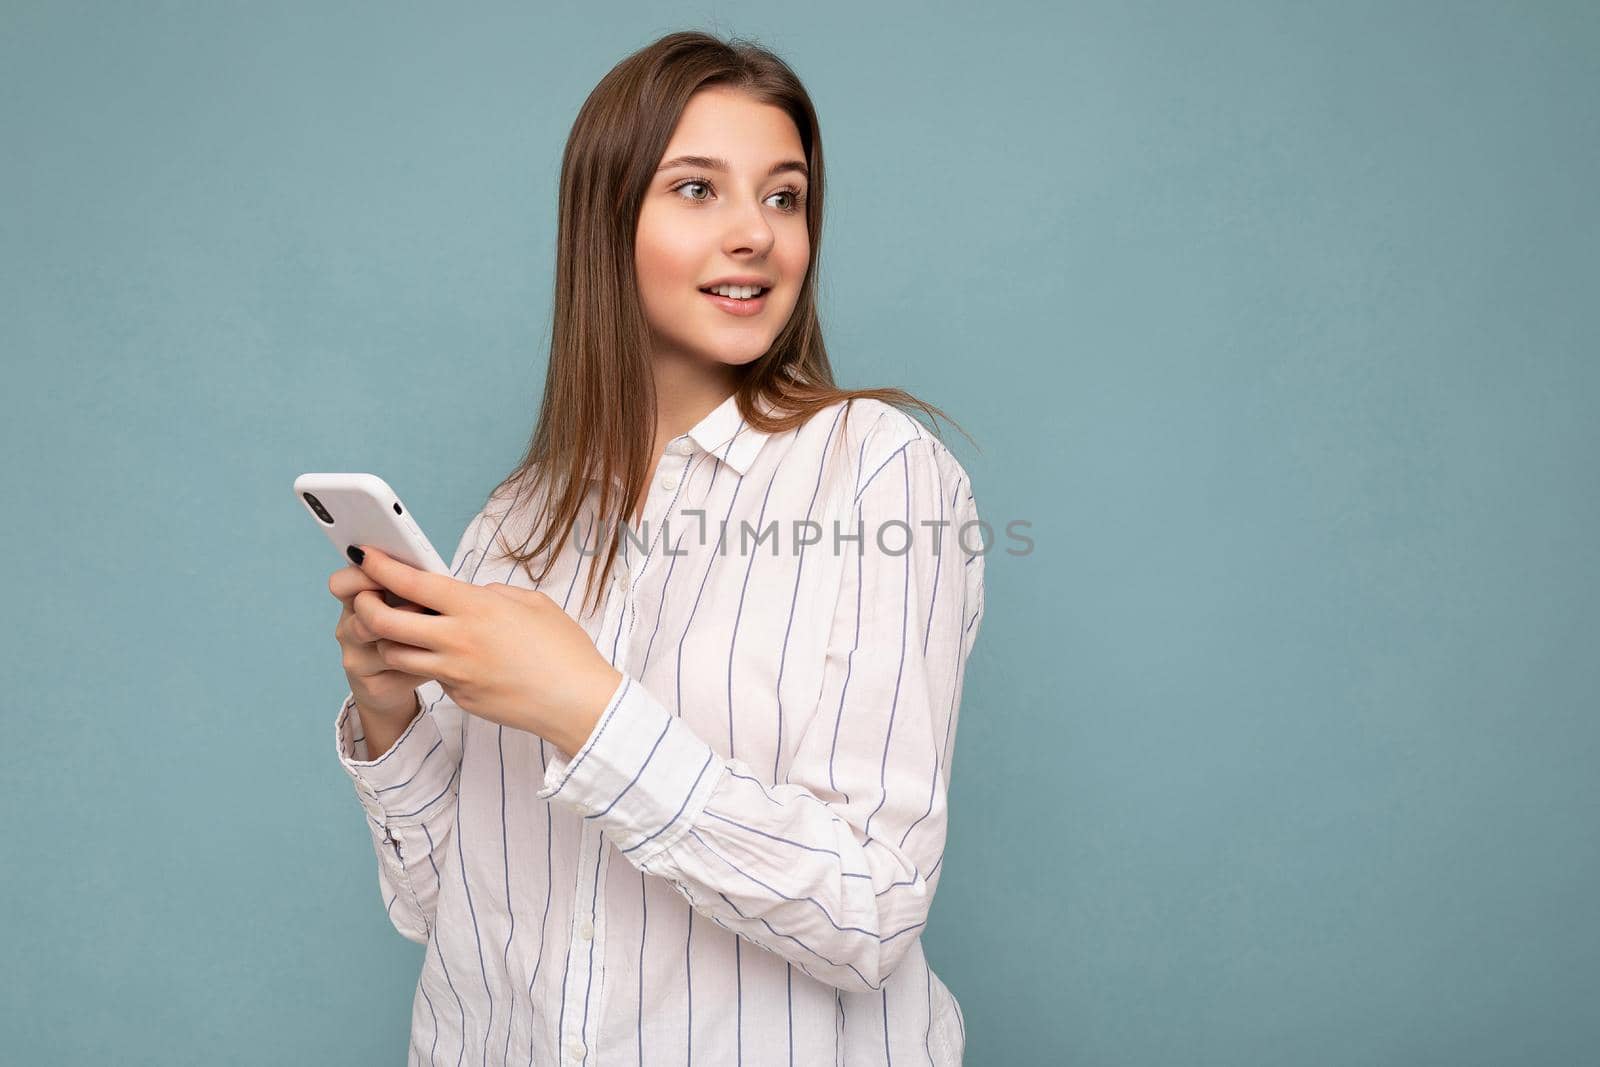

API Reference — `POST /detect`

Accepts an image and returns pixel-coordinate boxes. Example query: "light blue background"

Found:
[3,2,1596,1064]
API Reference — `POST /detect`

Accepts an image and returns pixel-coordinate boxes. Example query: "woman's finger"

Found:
[342,641,388,678]
[329,564,385,603]
[347,590,386,643]
[371,636,443,680]
[349,616,376,645]
[346,590,430,646]
[351,584,448,652]
[383,588,442,616]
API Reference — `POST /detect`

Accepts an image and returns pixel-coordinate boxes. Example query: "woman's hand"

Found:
[346,545,623,759]
[329,561,433,720]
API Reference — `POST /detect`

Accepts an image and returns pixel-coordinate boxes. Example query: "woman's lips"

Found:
[699,288,769,317]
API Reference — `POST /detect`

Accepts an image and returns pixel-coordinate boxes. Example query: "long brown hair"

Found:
[487,29,976,618]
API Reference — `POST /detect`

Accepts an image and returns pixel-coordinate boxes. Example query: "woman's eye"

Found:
[672,179,806,213]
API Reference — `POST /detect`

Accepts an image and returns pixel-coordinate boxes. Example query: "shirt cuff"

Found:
[535,672,727,868]
[334,692,456,828]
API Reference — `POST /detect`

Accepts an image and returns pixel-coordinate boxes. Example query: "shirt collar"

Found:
[681,388,773,476]
[586,389,773,487]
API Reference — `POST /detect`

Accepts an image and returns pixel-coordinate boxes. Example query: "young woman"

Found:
[327,31,986,1066]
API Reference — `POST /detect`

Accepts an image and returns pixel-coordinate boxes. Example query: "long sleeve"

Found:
[537,432,986,992]
[334,504,497,944]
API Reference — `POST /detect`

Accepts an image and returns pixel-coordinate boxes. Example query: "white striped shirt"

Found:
[334,392,986,1065]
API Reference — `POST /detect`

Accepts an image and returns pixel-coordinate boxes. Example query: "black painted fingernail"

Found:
[347,545,365,565]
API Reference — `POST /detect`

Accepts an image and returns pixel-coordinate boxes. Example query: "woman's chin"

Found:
[688,342,771,370]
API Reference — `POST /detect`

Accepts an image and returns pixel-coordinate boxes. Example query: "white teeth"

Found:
[705,284,765,300]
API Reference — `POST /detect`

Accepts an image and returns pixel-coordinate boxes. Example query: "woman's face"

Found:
[635,87,811,375]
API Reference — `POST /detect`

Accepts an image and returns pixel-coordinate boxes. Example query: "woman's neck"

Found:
[650,360,741,449]
[627,361,741,526]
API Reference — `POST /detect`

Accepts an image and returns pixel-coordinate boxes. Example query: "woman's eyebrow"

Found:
[656,155,809,181]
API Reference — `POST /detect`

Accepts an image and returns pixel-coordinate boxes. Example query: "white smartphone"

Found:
[293,472,448,614]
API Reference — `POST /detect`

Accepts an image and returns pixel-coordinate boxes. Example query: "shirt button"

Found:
[578,917,594,940]
[672,438,694,455]
[660,473,678,491]
[565,1037,586,1060]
